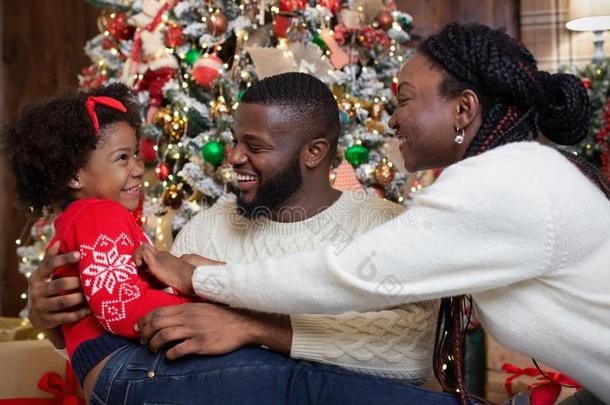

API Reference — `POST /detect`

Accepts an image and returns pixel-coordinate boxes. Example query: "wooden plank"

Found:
[1,0,99,316]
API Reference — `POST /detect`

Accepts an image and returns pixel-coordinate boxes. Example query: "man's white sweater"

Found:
[171,191,436,382]
[192,142,610,402]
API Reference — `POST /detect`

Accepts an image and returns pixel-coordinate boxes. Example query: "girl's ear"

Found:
[67,175,82,190]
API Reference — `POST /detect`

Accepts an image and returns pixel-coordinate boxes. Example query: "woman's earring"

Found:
[454,126,465,144]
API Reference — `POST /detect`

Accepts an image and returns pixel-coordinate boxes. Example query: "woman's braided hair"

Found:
[418,23,610,404]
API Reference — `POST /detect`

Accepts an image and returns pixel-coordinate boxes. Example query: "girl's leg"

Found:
[91,345,461,405]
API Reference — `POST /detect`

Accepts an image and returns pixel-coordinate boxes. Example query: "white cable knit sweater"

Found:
[171,191,436,382]
[192,142,610,402]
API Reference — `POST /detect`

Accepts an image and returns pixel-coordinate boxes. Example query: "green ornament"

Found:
[345,144,369,167]
[201,140,225,166]
[184,48,202,65]
[312,32,327,51]
[237,88,246,102]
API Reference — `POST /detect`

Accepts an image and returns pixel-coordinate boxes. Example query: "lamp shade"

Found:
[566,0,610,31]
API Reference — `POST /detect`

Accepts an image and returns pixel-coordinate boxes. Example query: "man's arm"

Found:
[27,241,89,349]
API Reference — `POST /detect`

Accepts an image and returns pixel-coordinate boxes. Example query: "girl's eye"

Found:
[117,153,129,161]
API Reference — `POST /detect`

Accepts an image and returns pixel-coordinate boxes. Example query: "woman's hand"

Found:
[133,244,198,295]
[27,241,90,348]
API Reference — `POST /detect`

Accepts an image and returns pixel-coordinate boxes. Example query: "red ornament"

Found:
[317,0,342,14]
[582,77,592,89]
[139,137,157,164]
[207,13,228,36]
[273,12,297,38]
[136,67,177,107]
[193,54,223,88]
[107,13,135,41]
[279,0,307,12]
[156,162,171,180]
[376,11,394,31]
[164,23,185,47]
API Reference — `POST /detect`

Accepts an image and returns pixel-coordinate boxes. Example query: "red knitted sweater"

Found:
[50,198,193,358]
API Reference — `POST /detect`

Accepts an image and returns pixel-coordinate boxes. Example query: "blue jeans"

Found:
[90,344,461,405]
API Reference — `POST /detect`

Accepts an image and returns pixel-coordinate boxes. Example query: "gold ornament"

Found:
[153,107,172,126]
[370,103,384,120]
[374,158,395,186]
[366,119,386,134]
[219,166,236,184]
[164,114,187,141]
[162,184,183,209]
[210,99,230,119]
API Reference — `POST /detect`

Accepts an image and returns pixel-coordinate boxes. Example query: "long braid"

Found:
[416,23,602,404]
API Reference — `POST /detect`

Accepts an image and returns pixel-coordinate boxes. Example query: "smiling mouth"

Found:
[236,173,258,183]
[398,135,409,145]
[122,185,141,193]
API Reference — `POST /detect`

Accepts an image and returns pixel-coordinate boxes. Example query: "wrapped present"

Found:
[0,317,43,342]
[485,333,539,371]
[486,365,581,404]
[0,339,83,402]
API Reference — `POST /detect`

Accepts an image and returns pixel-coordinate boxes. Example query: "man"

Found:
[29,73,435,384]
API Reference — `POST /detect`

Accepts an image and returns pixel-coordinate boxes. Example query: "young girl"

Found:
[6,83,195,401]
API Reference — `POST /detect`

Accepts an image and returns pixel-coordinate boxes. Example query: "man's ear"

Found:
[302,138,330,169]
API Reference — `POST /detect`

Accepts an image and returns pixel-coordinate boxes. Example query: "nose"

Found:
[132,155,145,178]
[228,143,247,167]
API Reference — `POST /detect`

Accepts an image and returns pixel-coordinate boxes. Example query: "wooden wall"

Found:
[0,0,99,315]
[396,0,520,40]
[0,0,520,316]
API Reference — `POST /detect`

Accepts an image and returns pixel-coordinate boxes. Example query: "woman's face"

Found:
[388,52,477,172]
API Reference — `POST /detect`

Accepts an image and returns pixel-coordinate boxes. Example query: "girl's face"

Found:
[75,121,144,211]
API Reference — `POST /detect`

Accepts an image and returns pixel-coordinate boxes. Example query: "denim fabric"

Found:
[89,345,462,405]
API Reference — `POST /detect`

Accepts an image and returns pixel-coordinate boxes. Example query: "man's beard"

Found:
[236,157,303,219]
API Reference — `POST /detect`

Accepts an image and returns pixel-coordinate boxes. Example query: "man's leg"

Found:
[91,345,461,404]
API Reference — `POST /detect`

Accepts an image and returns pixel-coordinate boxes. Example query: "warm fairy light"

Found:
[15,239,21,246]
[157,234,164,241]
[37,333,45,340]
[162,181,168,187]
[271,6,279,13]
[98,60,104,66]
[143,181,150,188]
[202,16,207,22]
[157,218,163,225]
[168,175,174,181]
[104,30,110,36]
[26,272,31,278]
[178,142,183,147]
[21,257,27,263]
[398,196,404,203]
[232,102,239,109]
[153,145,159,151]
[216,45,222,52]
[397,56,404,62]
[40,235,46,241]
[20,293,27,299]
[138,74,144,80]
[223,63,229,69]
[182,82,188,88]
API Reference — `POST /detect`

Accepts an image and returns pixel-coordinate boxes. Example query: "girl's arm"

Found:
[70,201,192,338]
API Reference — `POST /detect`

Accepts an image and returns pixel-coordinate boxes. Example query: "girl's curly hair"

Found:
[5,82,141,215]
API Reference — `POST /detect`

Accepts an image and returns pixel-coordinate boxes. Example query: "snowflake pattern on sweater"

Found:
[81,233,138,296]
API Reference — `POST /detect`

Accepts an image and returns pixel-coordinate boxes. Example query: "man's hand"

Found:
[133,244,196,295]
[28,241,89,349]
[136,303,292,360]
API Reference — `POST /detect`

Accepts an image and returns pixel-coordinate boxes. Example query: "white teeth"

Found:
[123,186,140,192]
[237,174,257,182]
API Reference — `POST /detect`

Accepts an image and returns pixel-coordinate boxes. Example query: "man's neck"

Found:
[270,184,342,223]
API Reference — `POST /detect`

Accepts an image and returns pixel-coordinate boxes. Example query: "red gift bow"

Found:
[501,363,581,396]
[36,362,85,405]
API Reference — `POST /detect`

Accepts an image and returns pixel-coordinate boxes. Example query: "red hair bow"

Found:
[85,96,127,134]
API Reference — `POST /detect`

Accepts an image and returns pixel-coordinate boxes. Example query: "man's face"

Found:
[230,103,304,218]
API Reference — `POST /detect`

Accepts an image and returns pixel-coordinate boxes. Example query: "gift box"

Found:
[0,339,83,403]
[0,317,42,342]
[485,334,581,403]
[486,367,580,404]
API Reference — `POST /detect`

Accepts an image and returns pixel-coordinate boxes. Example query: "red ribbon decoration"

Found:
[85,96,127,134]
[501,363,581,396]
[0,362,84,405]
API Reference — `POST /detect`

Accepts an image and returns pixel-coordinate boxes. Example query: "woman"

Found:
[138,23,610,404]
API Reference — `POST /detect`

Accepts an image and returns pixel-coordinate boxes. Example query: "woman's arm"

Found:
[189,158,554,314]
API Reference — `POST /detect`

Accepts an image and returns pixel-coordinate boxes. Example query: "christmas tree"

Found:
[16,0,421,313]
[569,62,610,180]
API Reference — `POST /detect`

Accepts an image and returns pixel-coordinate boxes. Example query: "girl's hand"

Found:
[133,244,196,295]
